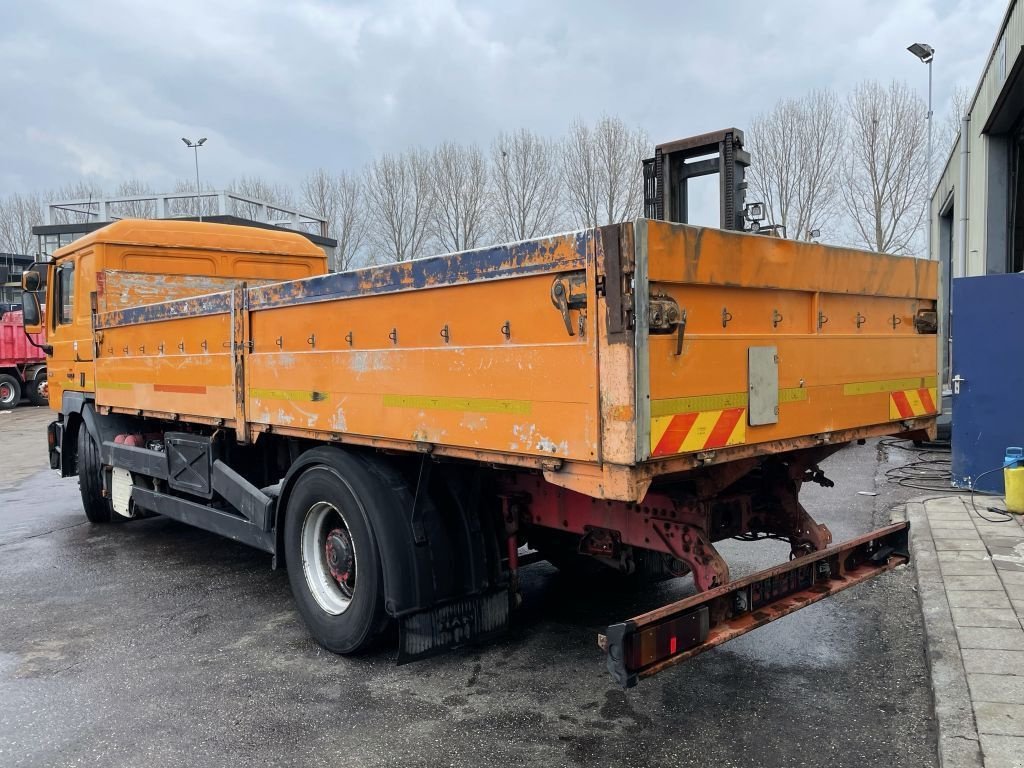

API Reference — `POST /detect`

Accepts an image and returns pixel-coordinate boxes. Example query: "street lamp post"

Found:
[181,137,208,222]
[908,42,934,260]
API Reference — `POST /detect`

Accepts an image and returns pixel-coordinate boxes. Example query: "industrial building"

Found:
[931,0,1024,374]
[930,0,1024,490]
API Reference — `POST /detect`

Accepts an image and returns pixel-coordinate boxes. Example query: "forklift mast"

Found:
[643,128,751,231]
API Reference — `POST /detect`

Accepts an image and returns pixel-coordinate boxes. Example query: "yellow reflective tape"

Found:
[843,376,938,396]
[651,393,747,418]
[96,381,133,390]
[651,387,806,418]
[904,389,925,416]
[779,387,808,403]
[250,388,330,402]
[650,414,674,450]
[681,410,722,452]
[727,414,746,444]
[383,394,531,415]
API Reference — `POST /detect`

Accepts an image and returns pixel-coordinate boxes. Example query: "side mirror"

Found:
[22,292,42,333]
[21,270,40,292]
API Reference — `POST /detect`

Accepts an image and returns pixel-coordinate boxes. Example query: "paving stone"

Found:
[951,607,1023,628]
[999,570,1024,583]
[941,560,999,576]
[926,498,970,514]
[930,519,980,530]
[1004,582,1024,599]
[957,626,1024,650]
[934,538,987,551]
[945,574,1007,591]
[962,648,1024,675]
[968,673,1024,704]
[979,734,1024,768]
[939,550,991,562]
[947,590,1014,609]
[975,700,1024,736]
[982,536,1024,549]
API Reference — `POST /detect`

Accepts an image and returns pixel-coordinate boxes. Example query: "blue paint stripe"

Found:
[97,230,591,328]
[248,230,590,311]
[97,291,233,329]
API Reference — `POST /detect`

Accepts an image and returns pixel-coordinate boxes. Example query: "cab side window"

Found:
[56,263,75,325]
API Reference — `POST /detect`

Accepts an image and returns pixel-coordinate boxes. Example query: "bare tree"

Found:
[228,176,295,220]
[430,142,491,252]
[48,180,105,224]
[747,89,845,240]
[168,178,218,218]
[364,148,435,263]
[842,80,928,254]
[563,116,648,228]
[937,84,971,173]
[301,168,368,270]
[0,192,45,255]
[562,119,599,228]
[491,128,562,241]
[110,178,156,219]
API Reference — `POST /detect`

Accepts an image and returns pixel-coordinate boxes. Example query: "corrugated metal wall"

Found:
[931,0,1023,277]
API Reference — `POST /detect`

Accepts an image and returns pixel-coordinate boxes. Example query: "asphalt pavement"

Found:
[0,406,938,767]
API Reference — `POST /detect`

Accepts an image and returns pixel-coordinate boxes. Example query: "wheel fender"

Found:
[60,393,143,476]
[275,447,445,618]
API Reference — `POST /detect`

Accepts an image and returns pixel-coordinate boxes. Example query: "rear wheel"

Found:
[77,426,113,523]
[27,374,47,406]
[284,457,387,653]
[0,374,21,410]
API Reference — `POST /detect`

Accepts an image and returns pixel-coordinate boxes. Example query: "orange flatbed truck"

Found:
[22,132,938,686]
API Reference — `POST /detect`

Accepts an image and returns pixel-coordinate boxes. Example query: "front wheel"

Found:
[27,374,48,406]
[284,458,387,653]
[77,426,114,523]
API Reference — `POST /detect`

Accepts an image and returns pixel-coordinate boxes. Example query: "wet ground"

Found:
[0,405,938,767]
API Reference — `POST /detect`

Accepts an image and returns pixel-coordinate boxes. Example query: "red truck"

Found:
[0,310,48,409]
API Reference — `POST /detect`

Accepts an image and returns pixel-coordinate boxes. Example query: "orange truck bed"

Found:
[89,218,937,501]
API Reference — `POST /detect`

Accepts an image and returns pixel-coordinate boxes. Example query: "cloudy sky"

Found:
[0,0,1009,217]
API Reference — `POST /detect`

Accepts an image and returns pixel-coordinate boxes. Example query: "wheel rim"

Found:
[0,383,13,404]
[301,501,357,615]
[36,379,47,400]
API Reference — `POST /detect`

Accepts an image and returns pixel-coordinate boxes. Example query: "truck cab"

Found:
[21,219,328,472]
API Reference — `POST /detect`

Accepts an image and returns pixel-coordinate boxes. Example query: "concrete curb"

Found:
[897,499,984,768]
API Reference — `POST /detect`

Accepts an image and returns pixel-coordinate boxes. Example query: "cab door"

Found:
[47,249,96,406]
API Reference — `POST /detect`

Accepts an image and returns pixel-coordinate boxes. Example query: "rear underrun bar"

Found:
[599,522,910,687]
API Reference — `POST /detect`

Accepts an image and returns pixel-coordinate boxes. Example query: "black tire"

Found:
[0,374,21,410]
[77,426,114,524]
[284,454,387,654]
[27,374,48,406]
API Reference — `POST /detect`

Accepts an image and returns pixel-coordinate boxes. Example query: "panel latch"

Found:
[648,293,686,355]
[551,272,588,336]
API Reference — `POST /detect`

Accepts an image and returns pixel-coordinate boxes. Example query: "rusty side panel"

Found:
[640,220,940,462]
[596,223,638,467]
[94,309,236,420]
[97,230,602,464]
[98,271,271,314]
[244,230,596,463]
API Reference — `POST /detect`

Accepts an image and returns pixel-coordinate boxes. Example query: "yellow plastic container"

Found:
[1005,465,1024,515]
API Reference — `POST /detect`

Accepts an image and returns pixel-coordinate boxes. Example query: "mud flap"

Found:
[398,590,510,664]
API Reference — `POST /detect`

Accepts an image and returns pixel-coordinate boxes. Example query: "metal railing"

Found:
[45,191,328,238]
